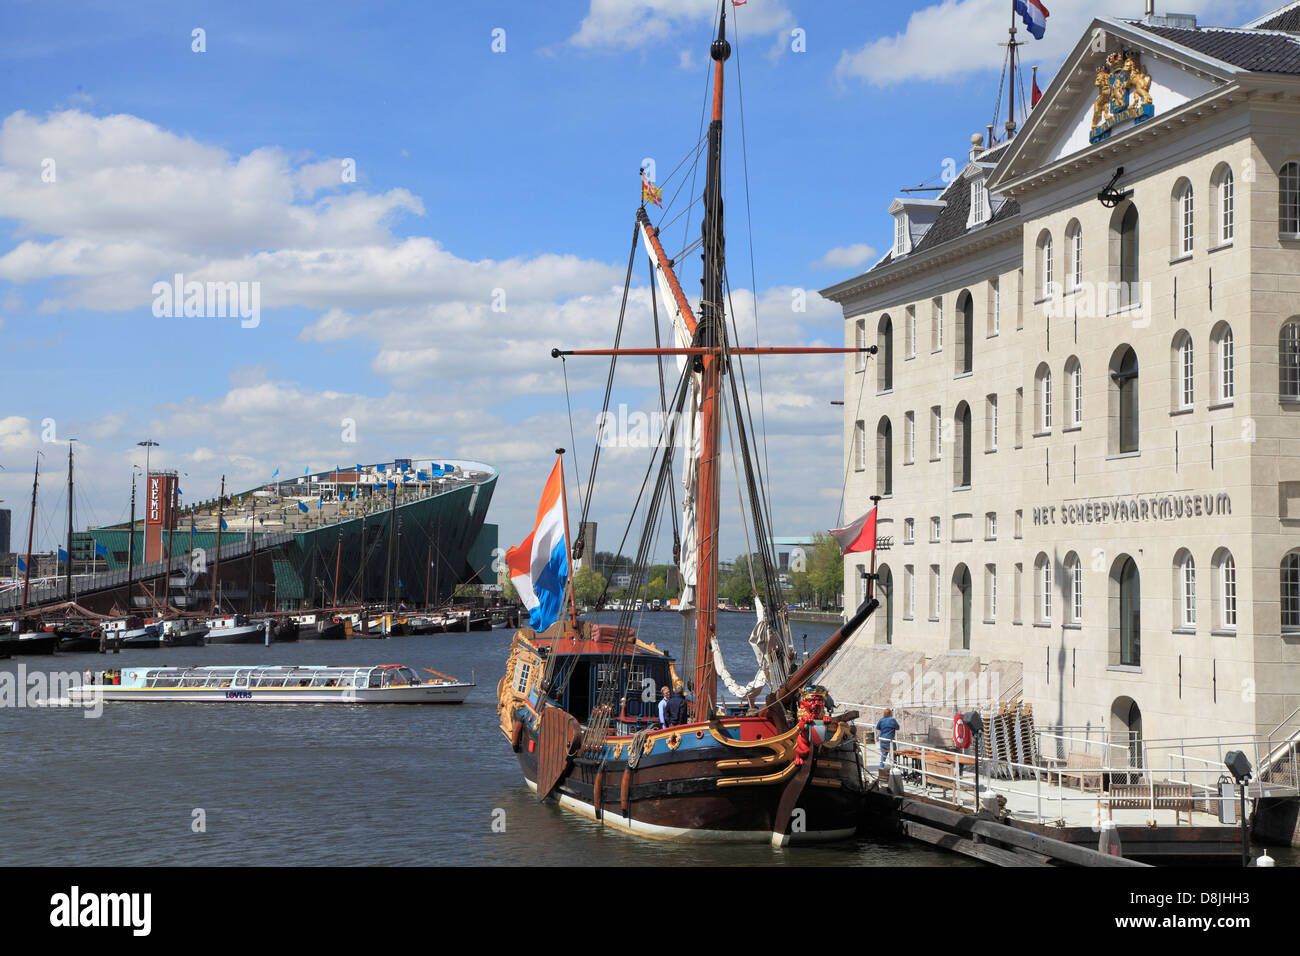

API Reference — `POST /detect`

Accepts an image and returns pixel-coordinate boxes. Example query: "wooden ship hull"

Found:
[498,626,870,845]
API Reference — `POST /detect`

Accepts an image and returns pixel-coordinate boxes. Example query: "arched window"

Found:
[956,291,973,375]
[1213,548,1236,631]
[1282,320,1300,400]
[1035,363,1052,433]
[854,318,866,372]
[876,417,893,496]
[1065,551,1082,624]
[1035,552,1052,623]
[1212,164,1234,245]
[877,314,893,392]
[1280,162,1300,236]
[1064,356,1082,427]
[1211,322,1234,402]
[1110,345,1139,454]
[853,420,865,471]
[1174,549,1196,629]
[1037,230,1054,299]
[1111,555,1141,667]
[1173,331,1194,410]
[1283,552,1300,633]
[1110,202,1140,310]
[1174,179,1194,255]
[953,402,972,489]
[952,564,972,650]
[1065,219,1083,289]
[877,564,894,645]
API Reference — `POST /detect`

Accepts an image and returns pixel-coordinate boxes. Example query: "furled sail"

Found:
[711,595,774,700]
[638,216,701,654]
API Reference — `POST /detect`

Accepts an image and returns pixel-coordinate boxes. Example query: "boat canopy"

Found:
[120,664,426,690]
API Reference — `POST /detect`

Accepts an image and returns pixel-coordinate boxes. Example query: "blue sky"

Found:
[0,0,1279,556]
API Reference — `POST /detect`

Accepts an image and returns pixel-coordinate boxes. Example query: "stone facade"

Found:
[821,14,1300,747]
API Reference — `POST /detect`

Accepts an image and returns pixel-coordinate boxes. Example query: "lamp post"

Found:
[963,710,986,812]
[1224,750,1253,867]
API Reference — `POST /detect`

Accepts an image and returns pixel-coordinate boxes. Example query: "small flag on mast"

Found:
[1031,66,1042,107]
[829,507,879,555]
[641,174,663,208]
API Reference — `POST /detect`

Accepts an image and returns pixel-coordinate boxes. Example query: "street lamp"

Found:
[1224,750,1253,867]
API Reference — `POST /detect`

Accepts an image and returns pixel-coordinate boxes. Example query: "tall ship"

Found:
[496,5,878,845]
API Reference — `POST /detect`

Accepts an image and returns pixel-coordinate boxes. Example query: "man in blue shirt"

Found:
[657,686,670,727]
[875,708,900,767]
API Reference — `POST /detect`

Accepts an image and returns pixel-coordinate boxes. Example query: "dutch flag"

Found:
[1014,0,1049,39]
[505,457,570,633]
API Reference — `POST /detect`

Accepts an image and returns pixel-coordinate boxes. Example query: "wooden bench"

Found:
[1058,751,1104,792]
[921,753,960,796]
[1107,782,1195,825]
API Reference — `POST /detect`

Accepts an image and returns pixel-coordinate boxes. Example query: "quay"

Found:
[846,704,1299,865]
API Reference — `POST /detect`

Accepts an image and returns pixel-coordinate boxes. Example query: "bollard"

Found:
[1099,819,1123,857]
[1255,850,1274,867]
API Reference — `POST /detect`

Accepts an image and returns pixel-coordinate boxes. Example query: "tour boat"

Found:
[70,664,474,704]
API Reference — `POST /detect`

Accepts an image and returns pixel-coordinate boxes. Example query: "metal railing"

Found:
[0,531,293,613]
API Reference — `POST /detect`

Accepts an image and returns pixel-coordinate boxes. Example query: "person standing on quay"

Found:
[875,708,900,767]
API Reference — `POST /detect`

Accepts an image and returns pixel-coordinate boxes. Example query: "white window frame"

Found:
[905,410,916,464]
[1180,184,1194,255]
[854,420,866,472]
[903,517,915,544]
[991,278,1000,334]
[1181,555,1197,627]
[930,516,941,543]
[855,319,866,372]
[985,564,997,621]
[1219,328,1234,401]
[1180,335,1194,409]
[1219,553,1237,630]
[1220,171,1234,244]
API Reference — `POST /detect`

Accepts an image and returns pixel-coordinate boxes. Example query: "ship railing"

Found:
[1144,733,1300,800]
[864,734,1254,826]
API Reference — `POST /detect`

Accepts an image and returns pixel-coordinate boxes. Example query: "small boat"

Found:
[0,630,60,656]
[162,622,209,647]
[315,616,351,640]
[271,619,300,642]
[69,664,474,704]
[205,615,268,645]
[56,625,103,653]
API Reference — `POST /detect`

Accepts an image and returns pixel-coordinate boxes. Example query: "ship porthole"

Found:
[695,730,704,739]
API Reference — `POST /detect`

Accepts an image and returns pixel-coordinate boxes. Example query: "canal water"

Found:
[0,609,974,866]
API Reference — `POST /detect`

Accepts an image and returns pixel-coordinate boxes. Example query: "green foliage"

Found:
[786,533,844,608]
[572,565,607,606]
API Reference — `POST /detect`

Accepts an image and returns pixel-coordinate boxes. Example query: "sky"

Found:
[0,0,1280,559]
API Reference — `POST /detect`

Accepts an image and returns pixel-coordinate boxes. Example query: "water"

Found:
[9,610,1236,866]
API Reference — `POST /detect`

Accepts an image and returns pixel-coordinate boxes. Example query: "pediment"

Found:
[988,17,1239,192]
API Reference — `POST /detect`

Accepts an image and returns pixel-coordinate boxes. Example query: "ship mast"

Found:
[691,5,730,722]
[64,440,75,604]
[212,475,225,614]
[20,453,39,613]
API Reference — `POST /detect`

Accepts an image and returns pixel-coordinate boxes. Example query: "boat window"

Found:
[368,670,383,688]
[353,673,365,688]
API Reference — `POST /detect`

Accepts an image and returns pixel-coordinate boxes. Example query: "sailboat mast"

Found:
[20,453,38,613]
[161,473,176,621]
[65,441,74,603]
[691,6,730,722]
[212,475,225,613]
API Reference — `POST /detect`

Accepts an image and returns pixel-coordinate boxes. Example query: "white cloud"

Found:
[0,107,852,557]
[835,0,1273,87]
[569,0,793,50]
[811,243,877,271]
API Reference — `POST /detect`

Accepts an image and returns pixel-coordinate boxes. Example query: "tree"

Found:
[572,565,606,607]
[502,578,520,604]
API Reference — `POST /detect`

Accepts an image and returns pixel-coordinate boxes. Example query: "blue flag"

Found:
[58,547,69,562]
[271,468,279,479]
[377,463,386,473]
[16,556,26,572]
[94,542,108,557]
[220,517,228,530]
[304,466,310,475]
[387,479,395,490]
[298,501,309,513]
[317,498,323,509]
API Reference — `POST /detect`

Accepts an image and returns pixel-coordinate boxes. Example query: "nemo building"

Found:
[819,7,1300,755]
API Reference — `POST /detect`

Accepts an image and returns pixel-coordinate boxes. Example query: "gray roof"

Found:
[869,154,1020,274]
[1130,21,1300,74]
[1247,2,1300,33]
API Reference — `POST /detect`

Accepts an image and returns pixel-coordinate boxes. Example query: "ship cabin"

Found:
[533,624,676,732]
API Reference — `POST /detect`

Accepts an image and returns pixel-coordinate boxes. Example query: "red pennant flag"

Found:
[1031,69,1043,108]
[829,507,878,555]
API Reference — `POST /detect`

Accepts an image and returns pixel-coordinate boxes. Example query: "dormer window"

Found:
[969,179,988,227]
[894,213,908,257]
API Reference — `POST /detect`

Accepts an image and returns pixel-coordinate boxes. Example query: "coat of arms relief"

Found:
[1090,50,1155,143]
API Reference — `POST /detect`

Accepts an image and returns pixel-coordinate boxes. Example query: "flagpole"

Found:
[866,494,882,601]
[1006,1,1019,140]
[555,448,579,637]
